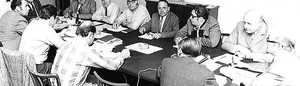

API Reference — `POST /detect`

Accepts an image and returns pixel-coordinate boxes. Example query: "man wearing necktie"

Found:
[92,0,120,24]
[139,0,179,39]
[64,0,96,19]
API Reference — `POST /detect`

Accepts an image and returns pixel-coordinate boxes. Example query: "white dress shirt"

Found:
[19,19,65,64]
[92,2,120,24]
[117,5,151,30]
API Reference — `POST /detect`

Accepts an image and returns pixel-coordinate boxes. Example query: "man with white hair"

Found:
[113,0,150,30]
[222,9,274,63]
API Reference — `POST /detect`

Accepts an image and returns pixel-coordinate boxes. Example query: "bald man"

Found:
[221,10,274,63]
[138,0,179,39]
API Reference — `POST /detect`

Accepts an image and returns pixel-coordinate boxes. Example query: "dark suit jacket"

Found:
[161,57,216,86]
[142,12,179,38]
[175,16,221,47]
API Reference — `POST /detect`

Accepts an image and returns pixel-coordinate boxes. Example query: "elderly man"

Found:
[113,0,150,30]
[138,0,179,39]
[51,25,130,86]
[175,5,221,47]
[222,10,274,63]
[92,0,120,24]
[0,0,30,50]
[64,0,96,19]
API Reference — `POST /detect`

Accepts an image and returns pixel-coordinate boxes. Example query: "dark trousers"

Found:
[36,62,53,86]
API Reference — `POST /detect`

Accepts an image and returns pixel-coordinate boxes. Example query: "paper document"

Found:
[106,25,128,32]
[125,43,163,54]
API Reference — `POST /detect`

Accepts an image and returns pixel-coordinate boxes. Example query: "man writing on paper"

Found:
[139,0,179,39]
[222,10,274,63]
[51,25,130,86]
[113,0,150,30]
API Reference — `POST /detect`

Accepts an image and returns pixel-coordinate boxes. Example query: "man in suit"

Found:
[161,38,218,86]
[139,0,179,39]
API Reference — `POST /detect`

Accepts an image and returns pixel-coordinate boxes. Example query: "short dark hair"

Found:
[158,0,169,7]
[193,5,209,20]
[178,38,202,57]
[40,4,57,19]
[10,0,23,10]
[75,25,96,37]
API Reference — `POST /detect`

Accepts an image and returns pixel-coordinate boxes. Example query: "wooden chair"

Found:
[93,71,130,86]
[26,66,61,86]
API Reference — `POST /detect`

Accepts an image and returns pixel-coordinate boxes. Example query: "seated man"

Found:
[221,10,274,63]
[51,25,130,86]
[19,5,65,73]
[92,0,120,24]
[138,0,179,39]
[161,38,218,86]
[64,0,96,19]
[0,0,30,50]
[174,5,221,48]
[113,0,151,30]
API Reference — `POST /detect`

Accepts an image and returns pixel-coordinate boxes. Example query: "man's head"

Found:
[157,0,170,17]
[78,0,86,4]
[101,0,111,7]
[127,0,138,11]
[178,38,202,57]
[243,10,266,34]
[75,25,96,45]
[190,5,208,27]
[11,0,30,16]
[40,4,57,26]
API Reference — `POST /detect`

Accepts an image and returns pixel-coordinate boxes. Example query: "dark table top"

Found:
[104,30,227,83]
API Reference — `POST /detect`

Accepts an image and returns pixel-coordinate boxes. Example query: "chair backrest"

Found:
[26,66,61,86]
[0,47,35,86]
[93,71,130,86]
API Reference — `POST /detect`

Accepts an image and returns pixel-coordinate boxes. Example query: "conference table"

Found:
[102,29,228,83]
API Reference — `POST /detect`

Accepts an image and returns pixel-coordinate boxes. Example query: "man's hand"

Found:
[121,49,131,59]
[175,37,183,44]
[139,27,146,34]
[149,33,161,39]
[234,45,252,58]
[112,22,120,29]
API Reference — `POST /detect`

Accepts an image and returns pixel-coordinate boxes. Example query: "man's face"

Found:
[101,0,110,7]
[17,0,30,16]
[190,10,205,27]
[243,14,261,34]
[127,0,138,11]
[158,1,169,17]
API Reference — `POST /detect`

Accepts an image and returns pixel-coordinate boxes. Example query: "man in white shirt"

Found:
[113,0,150,30]
[92,0,120,24]
[19,5,65,73]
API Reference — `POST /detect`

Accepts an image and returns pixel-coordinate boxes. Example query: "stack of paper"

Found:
[106,25,128,32]
[125,42,163,54]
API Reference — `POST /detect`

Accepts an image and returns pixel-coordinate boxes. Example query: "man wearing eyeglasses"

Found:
[138,0,179,39]
[175,5,221,48]
[113,0,150,30]
[0,0,30,50]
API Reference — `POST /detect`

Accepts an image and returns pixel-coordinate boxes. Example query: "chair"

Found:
[26,66,61,86]
[93,71,130,86]
[0,47,34,86]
